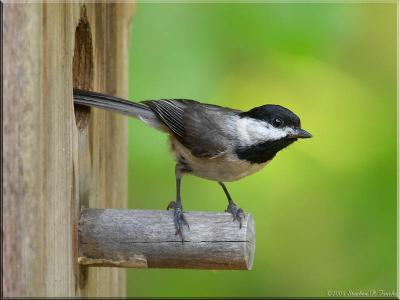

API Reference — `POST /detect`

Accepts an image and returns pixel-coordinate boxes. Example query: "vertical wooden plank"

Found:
[2,2,134,297]
[80,3,133,295]
[3,3,45,296]
[42,3,75,295]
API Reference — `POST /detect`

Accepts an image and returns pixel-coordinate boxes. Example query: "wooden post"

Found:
[78,209,255,270]
[2,3,134,297]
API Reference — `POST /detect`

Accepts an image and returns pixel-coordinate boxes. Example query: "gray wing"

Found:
[142,99,240,158]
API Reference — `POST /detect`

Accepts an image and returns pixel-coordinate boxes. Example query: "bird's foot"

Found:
[225,202,245,229]
[167,201,190,243]
[167,201,183,210]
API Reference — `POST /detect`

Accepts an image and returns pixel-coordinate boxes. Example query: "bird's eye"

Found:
[272,118,283,127]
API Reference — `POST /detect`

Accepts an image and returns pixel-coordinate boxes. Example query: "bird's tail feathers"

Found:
[73,89,164,130]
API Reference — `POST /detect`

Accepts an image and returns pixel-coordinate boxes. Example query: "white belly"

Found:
[170,138,269,182]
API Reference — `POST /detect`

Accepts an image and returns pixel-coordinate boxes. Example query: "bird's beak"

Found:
[287,128,313,139]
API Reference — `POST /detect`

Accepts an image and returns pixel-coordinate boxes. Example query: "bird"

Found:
[73,89,312,241]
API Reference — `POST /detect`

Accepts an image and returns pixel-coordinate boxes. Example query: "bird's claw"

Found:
[167,201,175,210]
[225,202,245,229]
[167,201,183,210]
[168,201,190,243]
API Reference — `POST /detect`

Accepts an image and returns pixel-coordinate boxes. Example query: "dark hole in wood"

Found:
[73,5,93,130]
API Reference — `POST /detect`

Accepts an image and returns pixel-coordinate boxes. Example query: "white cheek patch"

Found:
[236,117,292,146]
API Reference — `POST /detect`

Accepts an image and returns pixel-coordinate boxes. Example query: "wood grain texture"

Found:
[78,209,255,270]
[2,3,134,297]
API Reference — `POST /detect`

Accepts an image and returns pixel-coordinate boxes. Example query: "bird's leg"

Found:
[219,182,245,228]
[167,166,189,243]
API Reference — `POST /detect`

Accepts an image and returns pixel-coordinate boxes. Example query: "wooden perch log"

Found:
[78,208,255,270]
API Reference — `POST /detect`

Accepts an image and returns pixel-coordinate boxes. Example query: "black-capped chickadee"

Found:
[74,89,312,240]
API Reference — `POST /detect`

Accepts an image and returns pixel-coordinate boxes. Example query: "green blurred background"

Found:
[126,3,397,297]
